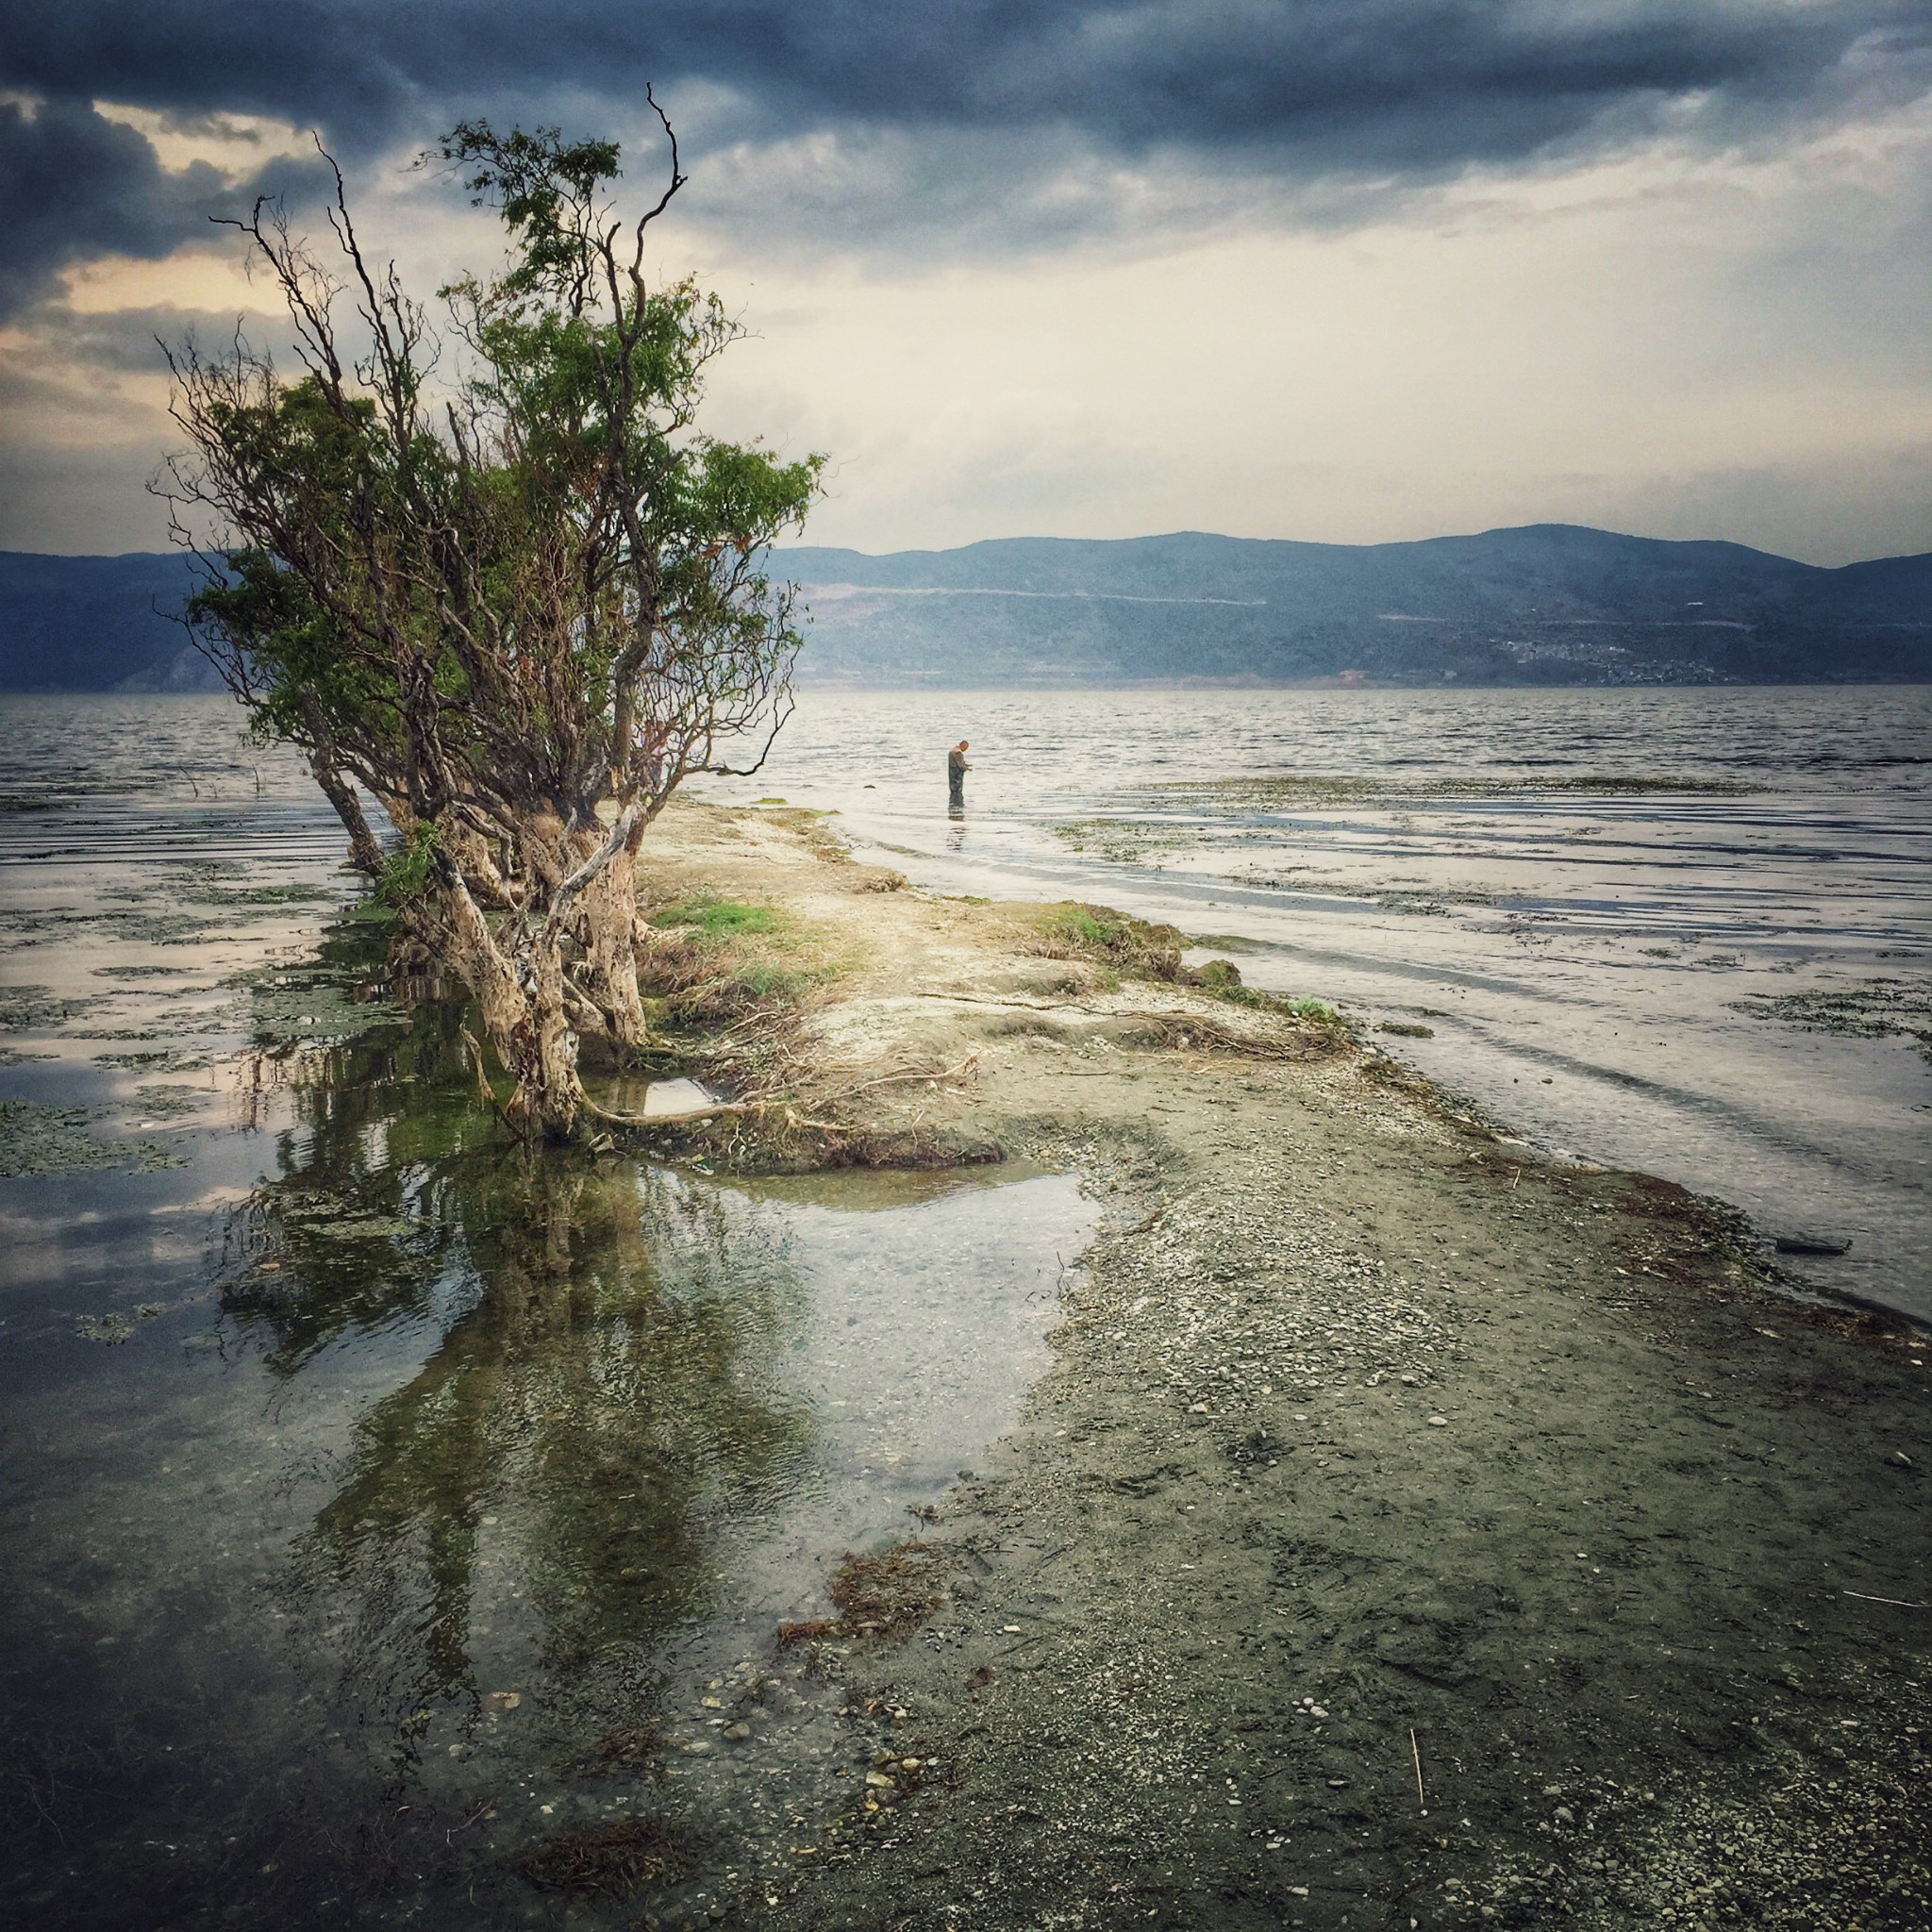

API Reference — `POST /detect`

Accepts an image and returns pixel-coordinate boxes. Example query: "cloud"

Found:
[1,3,1927,558]
[4,5,1926,241]
[0,5,1924,301]
[0,92,325,320]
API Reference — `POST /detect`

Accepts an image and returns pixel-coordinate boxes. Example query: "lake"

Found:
[0,683,1926,1928]
[703,683,1932,1323]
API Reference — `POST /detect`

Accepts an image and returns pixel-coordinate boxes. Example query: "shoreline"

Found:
[624,799,1930,1932]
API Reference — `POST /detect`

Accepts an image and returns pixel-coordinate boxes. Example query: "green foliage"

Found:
[732,962,817,1002]
[170,113,826,858]
[189,537,405,765]
[374,824,439,912]
[437,122,625,300]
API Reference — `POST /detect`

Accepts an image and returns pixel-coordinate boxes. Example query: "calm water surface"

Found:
[705,684,1932,1321]
[0,696,1093,1929]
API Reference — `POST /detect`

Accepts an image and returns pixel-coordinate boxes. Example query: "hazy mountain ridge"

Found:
[0,552,222,693]
[2,525,1926,691]
[777,525,1932,686]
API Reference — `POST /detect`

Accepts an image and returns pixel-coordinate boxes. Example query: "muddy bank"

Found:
[623,802,1930,1932]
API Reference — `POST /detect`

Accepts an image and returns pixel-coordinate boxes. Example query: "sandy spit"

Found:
[634,803,1932,1932]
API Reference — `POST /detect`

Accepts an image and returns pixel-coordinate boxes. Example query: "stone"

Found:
[1774,1231,1852,1257]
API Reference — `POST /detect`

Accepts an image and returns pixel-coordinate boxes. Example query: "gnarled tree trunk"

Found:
[572,832,646,1047]
[431,860,581,1139]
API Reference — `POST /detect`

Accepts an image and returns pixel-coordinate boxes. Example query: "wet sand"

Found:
[635,801,1932,1932]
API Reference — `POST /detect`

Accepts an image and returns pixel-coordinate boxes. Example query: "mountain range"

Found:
[1,524,1926,692]
[778,525,1931,686]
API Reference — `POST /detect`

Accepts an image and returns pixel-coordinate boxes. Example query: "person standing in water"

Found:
[947,741,971,810]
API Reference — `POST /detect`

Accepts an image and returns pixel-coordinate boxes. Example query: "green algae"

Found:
[0,986,95,1031]
[0,1095,192,1175]
[1730,978,1932,1064]
[130,1084,208,1119]
[1162,771,1763,805]
[1052,817,1196,863]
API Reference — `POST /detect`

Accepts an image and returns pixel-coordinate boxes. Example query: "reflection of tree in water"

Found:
[224,1006,812,1764]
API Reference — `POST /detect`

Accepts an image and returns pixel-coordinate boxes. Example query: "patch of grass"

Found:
[766,804,852,863]
[0,1101,116,1175]
[226,961,398,1050]
[649,894,781,941]
[191,882,338,907]
[1189,932,1269,953]
[1205,986,1348,1027]
[130,1084,207,1119]
[641,891,846,1029]
[94,1049,214,1070]
[735,962,819,1002]
[1031,902,1188,981]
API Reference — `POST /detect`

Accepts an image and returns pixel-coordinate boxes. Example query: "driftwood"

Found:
[576,1053,981,1134]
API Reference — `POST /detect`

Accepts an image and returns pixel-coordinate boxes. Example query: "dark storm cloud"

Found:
[0,2,1924,304]
[6,3,1921,158]
[0,96,217,316]
[0,94,325,319]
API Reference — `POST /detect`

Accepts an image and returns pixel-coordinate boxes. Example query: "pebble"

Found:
[1428,1415,1448,1427]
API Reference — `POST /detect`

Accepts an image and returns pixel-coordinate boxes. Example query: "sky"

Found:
[1,2,1927,566]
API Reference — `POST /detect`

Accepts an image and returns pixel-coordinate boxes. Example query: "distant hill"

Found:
[0,552,220,692]
[3,525,1927,691]
[775,525,1932,686]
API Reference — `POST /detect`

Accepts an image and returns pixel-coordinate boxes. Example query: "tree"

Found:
[160,101,824,1135]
